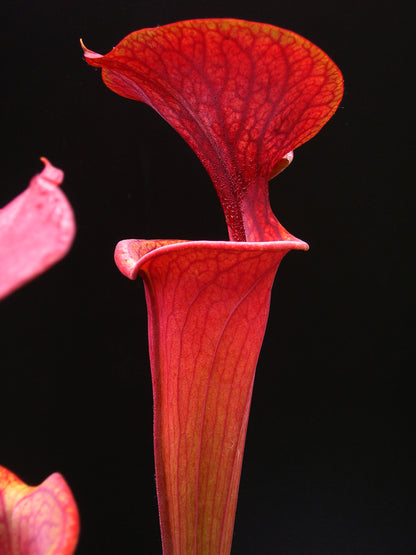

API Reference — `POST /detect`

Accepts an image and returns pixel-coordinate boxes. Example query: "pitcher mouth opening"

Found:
[114,237,309,280]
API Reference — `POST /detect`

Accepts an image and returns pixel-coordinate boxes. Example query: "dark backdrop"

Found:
[1,1,413,553]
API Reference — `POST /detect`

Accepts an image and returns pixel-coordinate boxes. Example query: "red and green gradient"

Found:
[114,238,307,554]
[85,19,343,554]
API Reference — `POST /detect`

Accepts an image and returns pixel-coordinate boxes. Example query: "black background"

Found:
[1,1,413,553]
